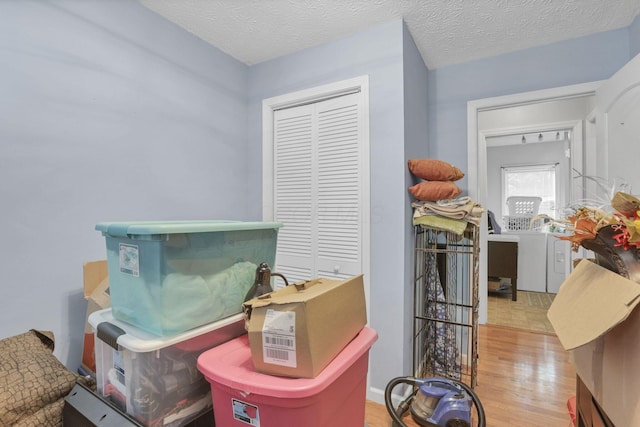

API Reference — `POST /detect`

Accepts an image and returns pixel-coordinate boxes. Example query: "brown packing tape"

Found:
[242,279,323,324]
[292,278,322,291]
[244,278,338,310]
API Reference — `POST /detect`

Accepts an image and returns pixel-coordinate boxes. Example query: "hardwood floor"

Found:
[365,324,576,427]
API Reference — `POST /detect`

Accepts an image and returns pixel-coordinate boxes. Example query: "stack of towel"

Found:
[407,158,483,235]
[412,197,483,235]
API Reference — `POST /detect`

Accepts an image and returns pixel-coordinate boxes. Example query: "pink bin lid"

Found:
[197,327,377,399]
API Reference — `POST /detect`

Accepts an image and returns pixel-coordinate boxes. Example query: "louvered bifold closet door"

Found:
[273,104,315,283]
[273,92,363,284]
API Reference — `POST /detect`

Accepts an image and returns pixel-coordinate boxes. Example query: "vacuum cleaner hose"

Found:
[384,376,486,427]
[384,376,419,427]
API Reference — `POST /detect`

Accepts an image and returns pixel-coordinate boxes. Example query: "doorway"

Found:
[466,81,603,328]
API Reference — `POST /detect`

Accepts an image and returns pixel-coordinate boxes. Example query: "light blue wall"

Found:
[428,29,631,194]
[248,20,409,398]
[631,14,640,57]
[0,0,249,368]
[402,21,430,378]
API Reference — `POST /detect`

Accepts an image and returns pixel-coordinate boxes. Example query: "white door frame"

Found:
[467,80,603,324]
[261,75,371,319]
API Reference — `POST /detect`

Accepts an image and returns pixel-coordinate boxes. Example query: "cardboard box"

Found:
[547,259,640,426]
[242,274,367,378]
[81,260,110,375]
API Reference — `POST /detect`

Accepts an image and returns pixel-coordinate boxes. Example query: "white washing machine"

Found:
[546,233,571,294]
[504,231,548,293]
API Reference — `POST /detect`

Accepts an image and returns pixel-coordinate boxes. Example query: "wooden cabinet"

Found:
[487,240,518,301]
[576,376,614,427]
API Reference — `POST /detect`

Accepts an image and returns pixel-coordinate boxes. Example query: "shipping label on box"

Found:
[82,260,110,375]
[547,259,640,426]
[243,274,366,378]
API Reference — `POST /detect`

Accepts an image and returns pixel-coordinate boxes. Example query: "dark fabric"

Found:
[487,210,502,234]
[425,253,461,379]
[0,329,95,427]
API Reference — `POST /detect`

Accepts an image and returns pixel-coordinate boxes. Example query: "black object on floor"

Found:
[63,382,215,427]
[63,382,143,427]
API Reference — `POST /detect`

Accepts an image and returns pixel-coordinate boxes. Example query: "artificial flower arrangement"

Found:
[548,191,640,252]
[522,171,640,284]
[529,170,639,253]
[533,187,640,281]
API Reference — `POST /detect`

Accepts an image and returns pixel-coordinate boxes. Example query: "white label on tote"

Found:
[119,243,139,277]
[262,309,296,367]
[232,399,260,426]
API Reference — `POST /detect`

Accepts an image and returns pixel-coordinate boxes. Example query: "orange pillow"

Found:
[408,159,464,181]
[409,181,462,201]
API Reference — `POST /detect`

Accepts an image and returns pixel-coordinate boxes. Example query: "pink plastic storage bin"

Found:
[197,327,377,427]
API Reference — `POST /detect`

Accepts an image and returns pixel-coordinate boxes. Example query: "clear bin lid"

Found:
[88,308,245,352]
[95,220,283,238]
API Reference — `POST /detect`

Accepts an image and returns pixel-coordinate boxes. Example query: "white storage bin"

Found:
[89,308,245,427]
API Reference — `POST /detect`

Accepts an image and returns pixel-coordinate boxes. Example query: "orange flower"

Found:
[548,192,640,252]
[557,217,599,250]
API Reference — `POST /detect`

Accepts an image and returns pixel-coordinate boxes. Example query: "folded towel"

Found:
[413,213,468,235]
[412,197,483,226]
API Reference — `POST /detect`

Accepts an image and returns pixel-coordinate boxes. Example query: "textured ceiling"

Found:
[139,0,640,69]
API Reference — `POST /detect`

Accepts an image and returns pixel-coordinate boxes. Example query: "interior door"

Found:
[595,52,640,195]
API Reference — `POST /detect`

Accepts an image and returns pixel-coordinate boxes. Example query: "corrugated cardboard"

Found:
[547,259,640,426]
[81,260,110,375]
[488,279,501,291]
[242,274,366,378]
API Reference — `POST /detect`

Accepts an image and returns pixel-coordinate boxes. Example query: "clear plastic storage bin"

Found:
[95,221,281,336]
[89,308,246,427]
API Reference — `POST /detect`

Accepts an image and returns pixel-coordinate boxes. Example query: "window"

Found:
[501,164,558,218]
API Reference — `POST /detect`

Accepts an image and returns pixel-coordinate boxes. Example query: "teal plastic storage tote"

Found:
[95,221,282,336]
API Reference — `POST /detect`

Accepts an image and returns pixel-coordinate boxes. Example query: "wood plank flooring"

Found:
[365,324,576,427]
